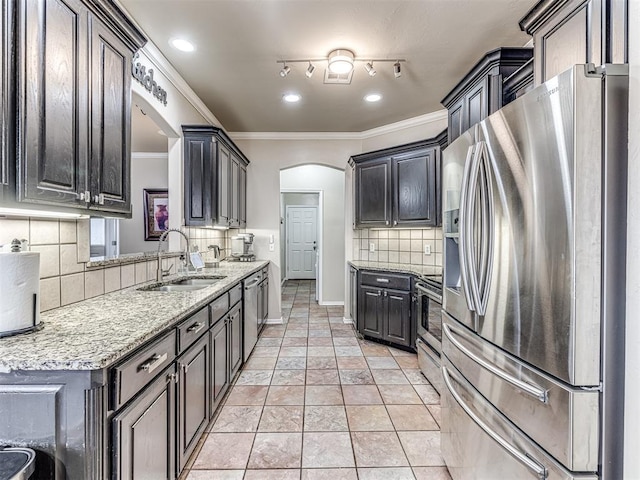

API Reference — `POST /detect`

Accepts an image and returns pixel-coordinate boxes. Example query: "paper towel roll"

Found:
[0,252,40,336]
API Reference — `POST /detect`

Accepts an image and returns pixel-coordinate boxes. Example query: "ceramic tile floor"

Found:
[184,280,452,480]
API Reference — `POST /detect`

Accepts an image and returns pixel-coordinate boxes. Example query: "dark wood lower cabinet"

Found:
[357,272,412,349]
[177,334,210,472]
[112,364,176,480]
[229,302,243,380]
[210,316,229,416]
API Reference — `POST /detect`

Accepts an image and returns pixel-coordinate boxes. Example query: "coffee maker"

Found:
[229,233,255,262]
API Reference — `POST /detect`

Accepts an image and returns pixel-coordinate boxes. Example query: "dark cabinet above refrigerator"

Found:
[441,47,533,145]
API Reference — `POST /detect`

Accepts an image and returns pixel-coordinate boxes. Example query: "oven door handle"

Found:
[415,284,443,304]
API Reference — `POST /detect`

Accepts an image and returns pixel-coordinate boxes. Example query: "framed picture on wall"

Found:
[143,189,169,240]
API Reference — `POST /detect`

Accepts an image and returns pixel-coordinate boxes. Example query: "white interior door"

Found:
[286,206,318,279]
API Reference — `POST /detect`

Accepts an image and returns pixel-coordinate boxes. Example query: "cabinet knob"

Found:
[93,193,105,205]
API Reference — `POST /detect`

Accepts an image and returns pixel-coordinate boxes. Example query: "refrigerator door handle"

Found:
[458,144,476,312]
[465,143,483,313]
[476,141,495,317]
[443,322,549,403]
[442,365,548,480]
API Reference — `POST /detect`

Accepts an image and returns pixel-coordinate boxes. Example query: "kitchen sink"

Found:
[137,275,227,292]
[138,284,207,292]
[171,276,226,286]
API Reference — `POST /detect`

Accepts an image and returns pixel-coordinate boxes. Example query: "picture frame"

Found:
[143,189,169,241]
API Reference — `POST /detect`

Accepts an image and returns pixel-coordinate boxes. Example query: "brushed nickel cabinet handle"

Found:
[187,322,205,334]
[138,352,168,374]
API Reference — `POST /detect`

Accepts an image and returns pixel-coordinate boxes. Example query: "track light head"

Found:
[305,62,316,78]
[393,61,402,78]
[279,64,291,77]
[364,62,376,77]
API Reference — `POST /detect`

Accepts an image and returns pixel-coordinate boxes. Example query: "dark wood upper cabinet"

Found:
[13,0,145,216]
[520,0,627,86]
[441,47,533,144]
[351,136,443,228]
[182,125,249,228]
[0,0,12,203]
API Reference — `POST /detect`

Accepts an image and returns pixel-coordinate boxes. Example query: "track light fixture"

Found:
[277,51,405,80]
[279,63,291,77]
[364,62,376,77]
[393,61,402,78]
[305,62,316,78]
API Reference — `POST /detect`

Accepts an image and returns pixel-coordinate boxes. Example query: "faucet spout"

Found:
[157,228,192,281]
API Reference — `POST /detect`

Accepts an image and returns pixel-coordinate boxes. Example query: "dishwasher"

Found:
[243,272,261,361]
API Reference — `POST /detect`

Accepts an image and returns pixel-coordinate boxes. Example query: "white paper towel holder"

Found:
[0,239,44,338]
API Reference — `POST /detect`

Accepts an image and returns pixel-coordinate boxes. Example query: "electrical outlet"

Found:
[424,244,432,255]
[269,243,275,252]
[369,243,375,253]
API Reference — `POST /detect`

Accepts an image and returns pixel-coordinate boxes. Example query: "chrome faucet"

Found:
[157,228,192,281]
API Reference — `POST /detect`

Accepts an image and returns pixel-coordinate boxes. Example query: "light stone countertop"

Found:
[349,260,442,278]
[0,260,268,372]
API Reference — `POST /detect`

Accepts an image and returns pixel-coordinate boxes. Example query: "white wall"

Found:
[119,154,169,254]
[624,1,640,476]
[281,167,345,304]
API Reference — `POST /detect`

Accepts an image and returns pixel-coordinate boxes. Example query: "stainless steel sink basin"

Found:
[139,284,207,292]
[171,276,226,286]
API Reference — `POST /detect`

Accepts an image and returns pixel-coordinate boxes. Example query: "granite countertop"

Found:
[349,260,442,278]
[0,260,268,372]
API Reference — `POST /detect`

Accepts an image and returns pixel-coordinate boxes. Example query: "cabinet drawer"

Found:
[360,271,410,291]
[112,330,177,410]
[178,306,209,353]
[210,293,229,325]
[229,283,242,307]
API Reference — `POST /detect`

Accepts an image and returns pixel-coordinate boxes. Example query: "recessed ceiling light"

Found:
[283,93,301,103]
[364,93,382,103]
[170,38,195,52]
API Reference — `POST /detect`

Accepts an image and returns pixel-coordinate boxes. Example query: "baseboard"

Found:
[265,317,284,325]
[281,278,287,287]
[343,317,353,324]
[319,301,345,306]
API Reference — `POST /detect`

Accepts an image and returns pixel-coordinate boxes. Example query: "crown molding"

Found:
[132,152,169,160]
[229,109,448,141]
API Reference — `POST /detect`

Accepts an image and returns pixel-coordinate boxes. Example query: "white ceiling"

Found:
[120,0,535,133]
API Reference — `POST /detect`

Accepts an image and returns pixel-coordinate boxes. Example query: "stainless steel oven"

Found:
[415,275,444,393]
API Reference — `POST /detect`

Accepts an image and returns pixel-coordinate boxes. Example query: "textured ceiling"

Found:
[120,0,535,133]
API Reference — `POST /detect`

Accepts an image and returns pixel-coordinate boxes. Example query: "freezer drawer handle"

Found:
[442,365,548,480]
[443,323,549,404]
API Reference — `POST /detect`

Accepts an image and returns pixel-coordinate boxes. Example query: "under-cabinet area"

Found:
[0,261,267,480]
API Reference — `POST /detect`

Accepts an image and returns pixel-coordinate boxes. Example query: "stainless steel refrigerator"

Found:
[441,64,628,480]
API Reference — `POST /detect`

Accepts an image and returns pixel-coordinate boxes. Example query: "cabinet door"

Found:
[239,165,247,227]
[89,15,133,214]
[355,159,391,227]
[210,318,229,414]
[384,290,412,347]
[184,135,213,226]
[358,286,384,339]
[228,303,243,380]
[217,143,231,226]
[229,155,240,227]
[112,364,176,480]
[177,334,210,471]
[393,150,437,226]
[0,0,11,202]
[18,0,89,207]
[447,97,465,144]
[466,76,489,130]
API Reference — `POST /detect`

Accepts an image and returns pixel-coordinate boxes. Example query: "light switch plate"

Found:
[424,245,432,255]
[369,243,375,253]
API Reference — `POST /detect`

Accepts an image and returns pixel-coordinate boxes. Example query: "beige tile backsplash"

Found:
[353,227,443,268]
[0,217,237,312]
